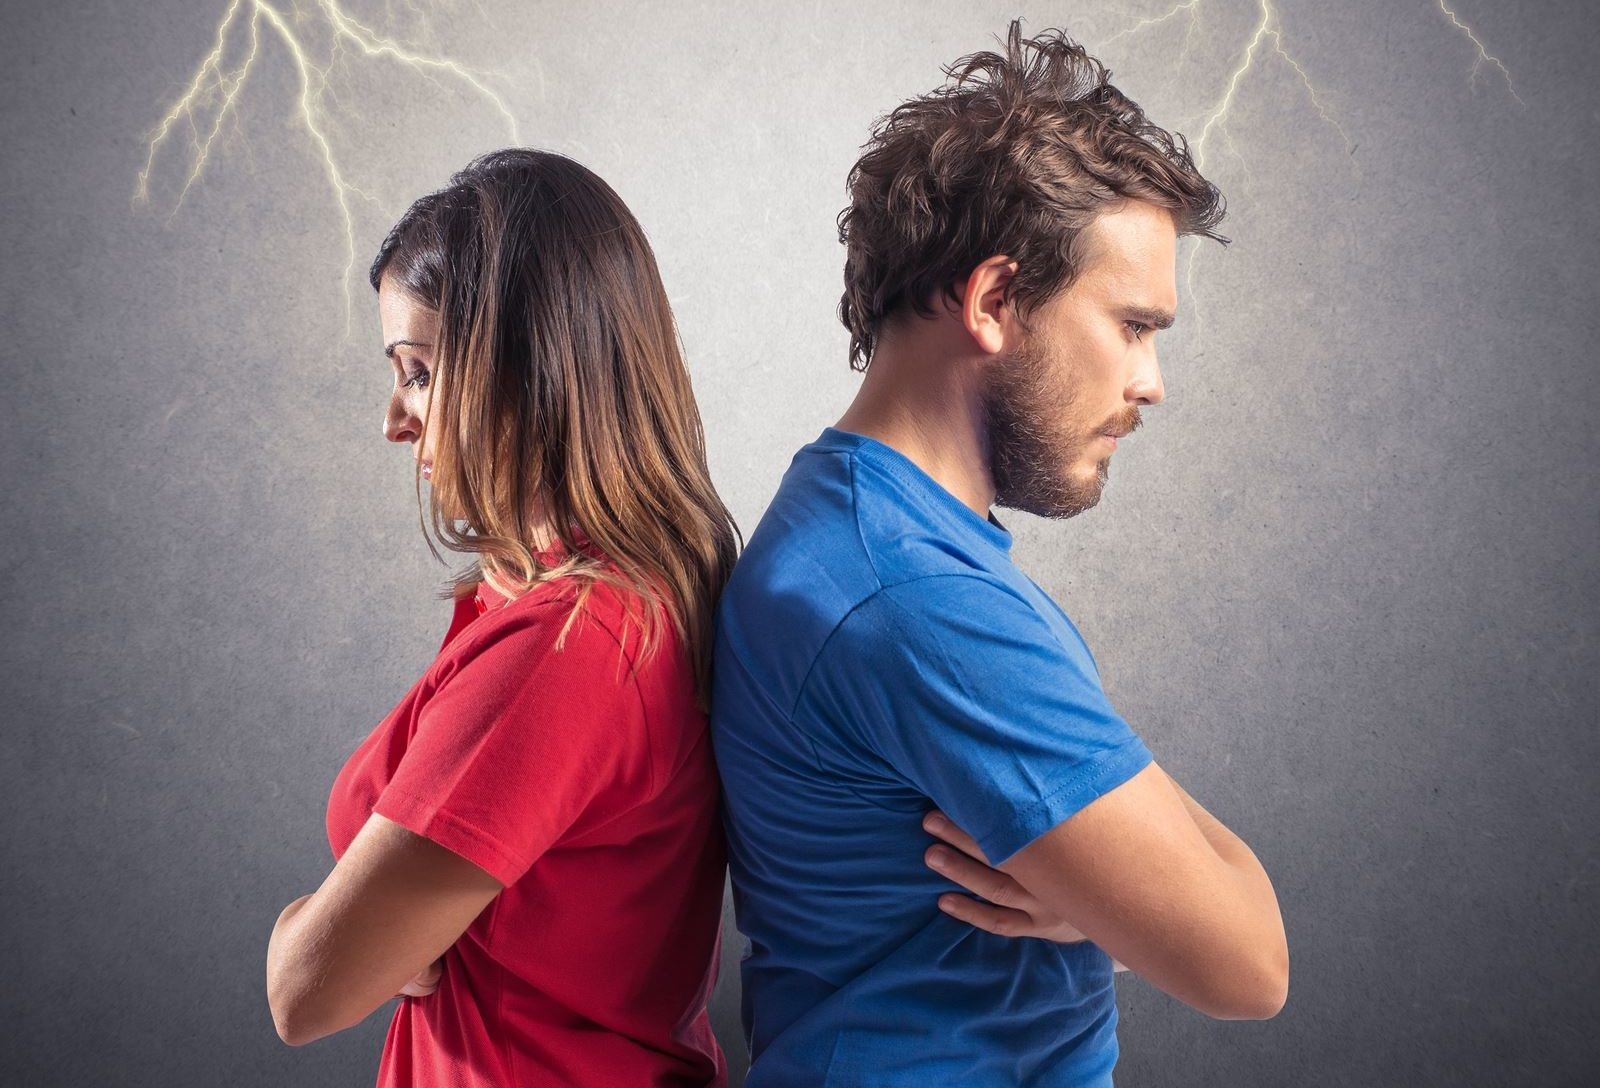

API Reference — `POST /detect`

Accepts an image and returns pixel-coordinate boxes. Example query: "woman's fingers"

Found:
[922,810,990,863]
[925,844,1028,909]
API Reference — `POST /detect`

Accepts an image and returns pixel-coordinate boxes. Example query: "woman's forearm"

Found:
[266,894,317,1043]
[264,815,506,1046]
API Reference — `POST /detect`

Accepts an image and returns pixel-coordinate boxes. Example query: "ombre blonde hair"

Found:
[369,149,740,710]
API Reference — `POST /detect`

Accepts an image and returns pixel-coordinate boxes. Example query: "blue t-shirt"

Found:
[710,427,1155,1087]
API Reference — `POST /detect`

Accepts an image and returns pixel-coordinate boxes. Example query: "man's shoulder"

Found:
[722,457,1010,640]
[715,434,1040,704]
[724,446,877,620]
[817,572,1050,668]
[712,442,875,711]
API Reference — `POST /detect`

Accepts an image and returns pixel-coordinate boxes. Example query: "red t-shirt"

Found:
[326,535,728,1087]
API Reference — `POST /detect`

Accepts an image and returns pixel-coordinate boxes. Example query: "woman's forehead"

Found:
[377,276,439,346]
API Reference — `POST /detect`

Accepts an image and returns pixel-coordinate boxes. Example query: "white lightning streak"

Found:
[1435,0,1524,105]
[1101,0,1205,48]
[314,0,519,135]
[1097,0,1525,345]
[1192,0,1274,173]
[136,0,519,327]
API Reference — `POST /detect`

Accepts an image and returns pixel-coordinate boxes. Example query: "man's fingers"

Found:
[922,810,990,863]
[925,844,1026,908]
[936,893,1037,939]
[396,957,444,997]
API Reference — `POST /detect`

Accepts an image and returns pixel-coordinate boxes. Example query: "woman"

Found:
[265,149,740,1086]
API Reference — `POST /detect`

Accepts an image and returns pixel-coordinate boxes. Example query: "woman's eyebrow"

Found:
[384,338,432,358]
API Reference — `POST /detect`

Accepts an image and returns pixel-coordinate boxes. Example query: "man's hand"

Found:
[396,957,443,998]
[923,810,1128,971]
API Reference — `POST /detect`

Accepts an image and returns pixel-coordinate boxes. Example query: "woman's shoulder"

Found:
[560,573,691,687]
[453,569,680,677]
[437,572,704,791]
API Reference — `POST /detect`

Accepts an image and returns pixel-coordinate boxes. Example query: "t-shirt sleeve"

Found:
[797,574,1153,866]
[373,604,649,886]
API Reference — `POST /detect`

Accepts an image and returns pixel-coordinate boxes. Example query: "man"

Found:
[710,21,1289,1086]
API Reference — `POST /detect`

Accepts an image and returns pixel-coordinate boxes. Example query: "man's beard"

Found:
[981,334,1109,520]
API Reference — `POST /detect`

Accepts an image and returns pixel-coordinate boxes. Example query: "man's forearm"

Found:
[1158,765,1288,1007]
[1161,767,1258,872]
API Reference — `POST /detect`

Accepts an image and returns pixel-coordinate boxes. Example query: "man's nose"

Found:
[383,393,420,444]
[1129,353,1165,407]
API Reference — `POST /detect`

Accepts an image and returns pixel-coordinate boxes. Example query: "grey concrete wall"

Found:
[1,1,1593,1084]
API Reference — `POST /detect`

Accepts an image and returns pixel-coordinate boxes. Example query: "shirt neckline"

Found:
[815,426,1012,552]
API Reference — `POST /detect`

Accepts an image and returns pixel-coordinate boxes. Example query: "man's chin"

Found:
[995,482,1104,521]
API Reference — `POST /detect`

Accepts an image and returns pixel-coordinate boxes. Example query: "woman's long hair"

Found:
[370,149,740,710]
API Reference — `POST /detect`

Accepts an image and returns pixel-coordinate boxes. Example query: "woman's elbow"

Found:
[267,895,328,1044]
[267,948,348,1047]
[268,969,324,1046]
[273,1010,317,1048]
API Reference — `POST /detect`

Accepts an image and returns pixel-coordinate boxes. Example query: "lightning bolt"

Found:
[1097,1,1350,340]
[141,1,1525,337]
[1095,0,1521,346]
[1434,0,1523,105]
[1099,0,1205,48]
[135,0,519,326]
[1189,0,1276,174]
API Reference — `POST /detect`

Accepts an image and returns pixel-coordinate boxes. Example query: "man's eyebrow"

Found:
[383,339,431,359]
[1123,306,1176,330]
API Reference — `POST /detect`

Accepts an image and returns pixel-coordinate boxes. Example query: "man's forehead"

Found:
[1074,205,1178,301]
[1080,203,1176,263]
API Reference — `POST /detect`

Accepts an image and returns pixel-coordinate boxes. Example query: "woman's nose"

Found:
[383,394,420,444]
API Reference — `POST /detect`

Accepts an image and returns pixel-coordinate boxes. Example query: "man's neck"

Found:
[833,325,996,521]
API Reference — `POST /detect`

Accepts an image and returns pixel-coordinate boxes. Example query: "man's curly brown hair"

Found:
[837,20,1229,371]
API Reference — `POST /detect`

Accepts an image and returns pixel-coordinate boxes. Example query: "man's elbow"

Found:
[1209,944,1289,1021]
[1213,979,1287,1021]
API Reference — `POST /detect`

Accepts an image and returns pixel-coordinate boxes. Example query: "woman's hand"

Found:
[923,810,1128,971]
[396,957,444,998]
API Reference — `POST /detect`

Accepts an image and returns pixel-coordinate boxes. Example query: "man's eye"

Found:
[1126,321,1149,341]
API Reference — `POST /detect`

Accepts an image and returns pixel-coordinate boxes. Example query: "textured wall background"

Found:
[2,1,1594,1084]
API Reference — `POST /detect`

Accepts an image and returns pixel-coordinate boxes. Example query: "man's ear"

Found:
[950,256,1020,356]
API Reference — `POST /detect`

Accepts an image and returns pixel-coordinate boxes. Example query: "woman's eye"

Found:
[403,370,430,390]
